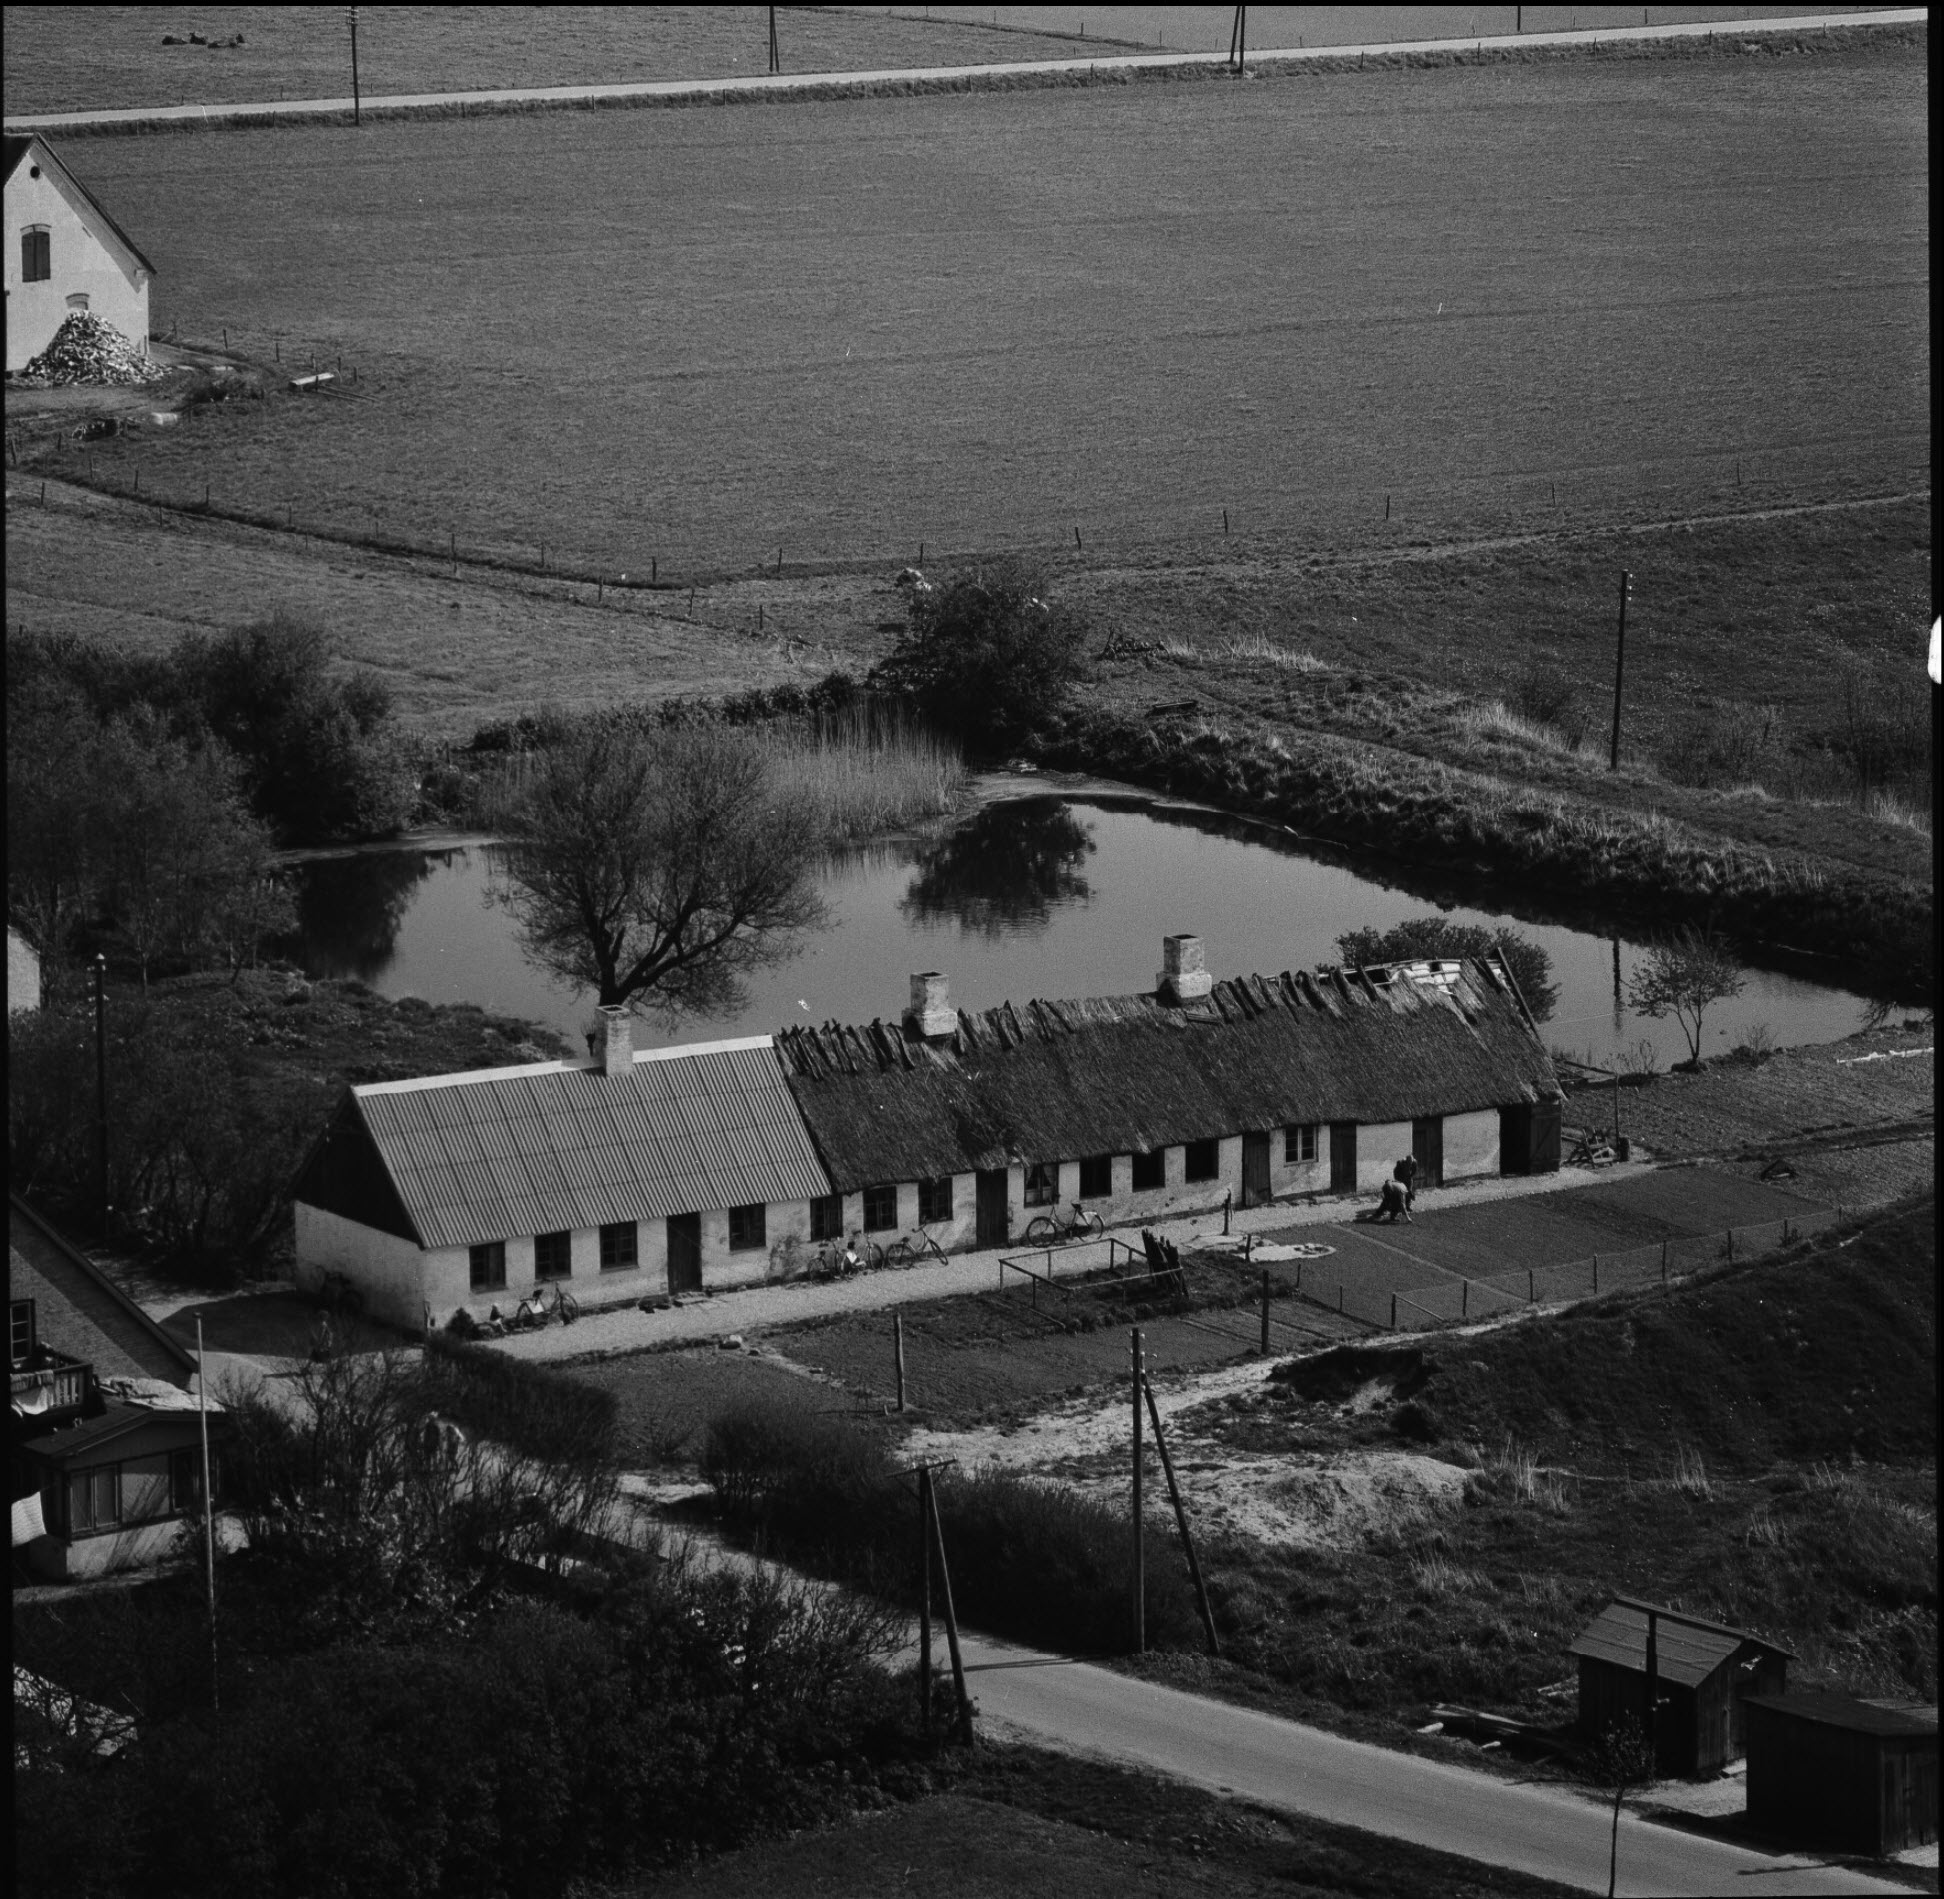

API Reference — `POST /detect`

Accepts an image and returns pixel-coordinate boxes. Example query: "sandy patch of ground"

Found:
[902,1359,1468,1551]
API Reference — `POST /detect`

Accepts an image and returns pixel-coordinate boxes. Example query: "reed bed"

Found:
[764,701,968,845]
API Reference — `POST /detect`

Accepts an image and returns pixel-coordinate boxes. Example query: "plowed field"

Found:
[40,38,1927,579]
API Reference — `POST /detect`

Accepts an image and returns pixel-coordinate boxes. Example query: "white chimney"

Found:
[1157,934,1211,1004]
[905,971,956,1039]
[600,1005,633,1078]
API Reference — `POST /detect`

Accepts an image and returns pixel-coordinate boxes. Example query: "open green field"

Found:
[25,35,1927,579]
[0,5,1058,117]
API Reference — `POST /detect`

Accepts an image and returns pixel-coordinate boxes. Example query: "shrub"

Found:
[702,1397,1199,1653]
[1335,916,1560,1023]
[870,561,1089,754]
[421,1332,619,1469]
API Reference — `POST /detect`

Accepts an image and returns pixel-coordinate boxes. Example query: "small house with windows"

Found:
[292,939,1561,1326]
[5,135,155,373]
[11,1194,224,1581]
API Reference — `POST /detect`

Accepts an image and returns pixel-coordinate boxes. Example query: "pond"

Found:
[281,776,1879,1071]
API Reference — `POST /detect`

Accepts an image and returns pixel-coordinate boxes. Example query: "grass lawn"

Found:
[26,37,1925,579]
[619,1745,1579,1898]
[1128,1195,1936,1747]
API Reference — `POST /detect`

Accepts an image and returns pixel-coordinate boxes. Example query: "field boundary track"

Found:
[4,11,1923,137]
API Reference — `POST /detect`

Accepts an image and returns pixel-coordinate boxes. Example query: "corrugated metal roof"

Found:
[1745,1694,1938,1738]
[776,957,1562,1193]
[1569,1599,1793,1688]
[354,1040,832,1251]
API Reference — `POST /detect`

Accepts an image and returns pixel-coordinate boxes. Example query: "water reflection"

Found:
[898,798,1095,939]
[279,848,444,982]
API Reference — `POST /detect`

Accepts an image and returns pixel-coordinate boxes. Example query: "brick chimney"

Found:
[905,971,956,1039]
[599,1005,633,1078]
[1157,934,1212,1004]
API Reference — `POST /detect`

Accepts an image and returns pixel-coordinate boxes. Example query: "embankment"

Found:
[1035,707,1933,1002]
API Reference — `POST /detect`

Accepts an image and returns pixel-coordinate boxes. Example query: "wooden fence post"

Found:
[894,1312,906,1413]
[1462,1280,1468,1319]
[1390,1293,1397,1329]
[1260,1270,1270,1354]
[1529,1267,1535,1303]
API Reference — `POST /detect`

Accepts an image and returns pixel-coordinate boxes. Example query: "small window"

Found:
[1286,1124,1318,1164]
[1184,1139,1220,1183]
[534,1230,572,1281]
[1022,1162,1057,1208]
[810,1194,843,1243]
[728,1203,767,1252]
[469,1241,506,1291]
[1131,1149,1164,1192]
[76,1465,120,1533]
[917,1175,953,1224]
[599,1221,638,1270]
[22,226,51,283]
[169,1447,203,1514]
[1078,1155,1112,1200]
[862,1184,897,1232]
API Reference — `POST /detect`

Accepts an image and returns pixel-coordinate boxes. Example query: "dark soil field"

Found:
[24,36,1925,579]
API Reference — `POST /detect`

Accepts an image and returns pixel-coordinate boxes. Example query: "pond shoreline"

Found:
[1031,710,1932,1005]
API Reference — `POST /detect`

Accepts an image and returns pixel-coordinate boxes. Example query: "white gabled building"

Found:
[5,134,155,373]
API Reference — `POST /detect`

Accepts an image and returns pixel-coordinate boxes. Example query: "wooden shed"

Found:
[1745,1692,1938,1856]
[1570,1596,1792,1778]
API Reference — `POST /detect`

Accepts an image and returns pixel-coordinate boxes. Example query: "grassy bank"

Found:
[1035,703,1932,1000]
[1153,1197,1936,1743]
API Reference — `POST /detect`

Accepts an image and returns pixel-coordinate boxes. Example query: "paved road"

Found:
[951,1632,1907,1897]
[5,12,1921,131]
[654,1517,1903,1898]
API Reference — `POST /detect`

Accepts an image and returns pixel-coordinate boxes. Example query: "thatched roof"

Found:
[776,958,1560,1192]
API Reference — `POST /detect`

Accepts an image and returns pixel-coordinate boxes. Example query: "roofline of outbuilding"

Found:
[4,133,157,277]
[8,1192,198,1379]
[1606,1593,1798,1659]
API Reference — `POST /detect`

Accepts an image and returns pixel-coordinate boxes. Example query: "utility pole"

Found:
[768,5,780,73]
[1131,1327,1145,1655]
[197,1316,219,1714]
[1609,569,1631,771]
[92,954,110,1236]
[348,7,361,125]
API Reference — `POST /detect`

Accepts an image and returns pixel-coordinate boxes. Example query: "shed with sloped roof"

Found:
[1571,1596,1793,1778]
[1744,1691,1937,1855]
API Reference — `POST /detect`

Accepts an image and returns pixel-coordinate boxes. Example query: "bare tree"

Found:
[489,719,827,1019]
[1625,927,1746,1066]
[1585,1711,1658,1899]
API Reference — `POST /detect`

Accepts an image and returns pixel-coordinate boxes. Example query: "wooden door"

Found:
[666,1213,702,1295]
[1499,1105,1532,1176]
[1411,1116,1444,1189]
[1241,1131,1272,1208]
[1530,1099,1562,1173]
[975,1169,1010,1248]
[1328,1122,1357,1193]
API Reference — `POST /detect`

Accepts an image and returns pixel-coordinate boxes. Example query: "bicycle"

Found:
[1022,1201,1105,1246]
[811,1232,884,1279]
[882,1224,951,1268]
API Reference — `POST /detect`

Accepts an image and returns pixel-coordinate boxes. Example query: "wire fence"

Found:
[1293,1210,1840,1335]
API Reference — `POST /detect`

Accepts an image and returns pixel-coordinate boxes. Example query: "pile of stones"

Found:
[18,310,162,387]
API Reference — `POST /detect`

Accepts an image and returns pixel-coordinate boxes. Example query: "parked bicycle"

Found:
[1022,1201,1105,1246]
[811,1231,884,1280]
[882,1224,951,1268]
